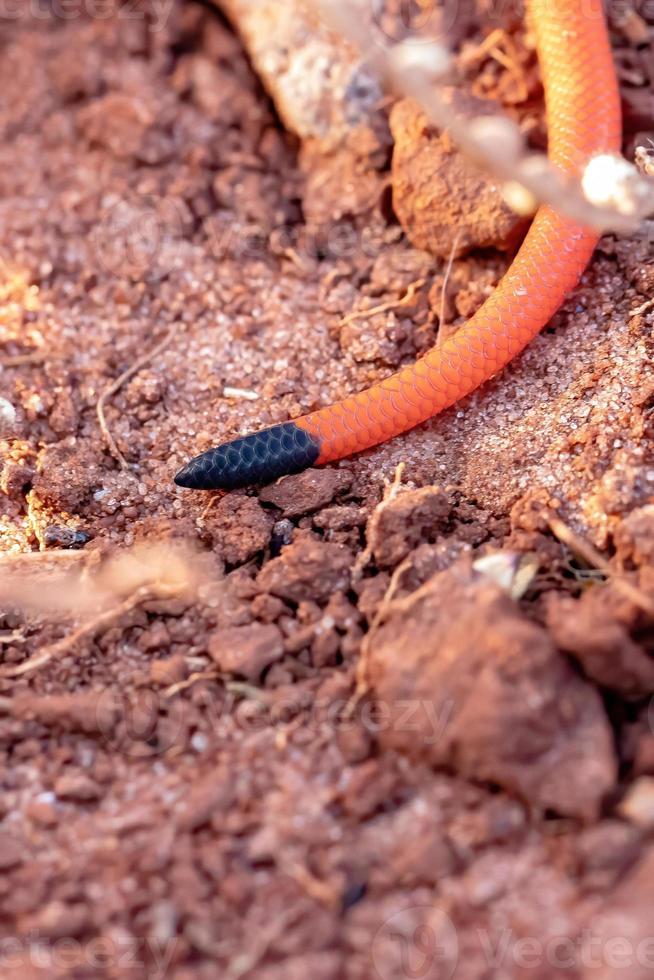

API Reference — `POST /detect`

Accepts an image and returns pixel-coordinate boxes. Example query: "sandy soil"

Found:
[1,1,654,978]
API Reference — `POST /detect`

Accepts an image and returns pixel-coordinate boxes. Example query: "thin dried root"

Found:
[629,297,654,317]
[97,322,179,470]
[0,352,47,367]
[1,587,153,678]
[340,279,426,327]
[352,461,406,581]
[548,515,654,619]
[280,858,340,909]
[437,228,463,347]
[164,668,218,699]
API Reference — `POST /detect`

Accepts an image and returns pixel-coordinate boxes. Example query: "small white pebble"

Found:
[617,778,654,829]
[190,732,208,753]
[389,39,452,82]
[222,386,260,401]
[0,397,17,436]
[582,153,642,215]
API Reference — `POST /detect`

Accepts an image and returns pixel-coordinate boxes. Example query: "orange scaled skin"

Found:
[295,0,621,465]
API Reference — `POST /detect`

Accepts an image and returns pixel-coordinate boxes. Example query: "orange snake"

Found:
[175,0,621,491]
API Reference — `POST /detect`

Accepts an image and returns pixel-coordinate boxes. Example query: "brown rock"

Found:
[368,485,452,567]
[177,771,235,831]
[618,778,654,829]
[26,800,59,828]
[258,467,352,518]
[0,833,24,870]
[358,795,458,889]
[390,93,526,258]
[577,821,642,887]
[301,140,387,226]
[54,772,102,802]
[149,655,188,687]
[336,724,373,764]
[545,589,654,697]
[338,759,400,820]
[339,307,425,367]
[48,387,78,436]
[32,443,101,512]
[77,93,155,159]
[30,900,89,939]
[580,849,654,980]
[366,560,616,820]
[0,457,35,500]
[251,593,286,622]
[257,536,352,603]
[615,505,654,567]
[203,493,273,564]
[138,621,171,651]
[12,692,119,735]
[209,623,284,681]
[311,626,340,667]
[313,505,367,531]
[392,539,471,594]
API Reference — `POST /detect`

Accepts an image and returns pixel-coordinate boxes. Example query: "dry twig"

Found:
[437,228,462,346]
[164,669,219,698]
[97,322,179,470]
[0,550,91,567]
[340,279,426,327]
[0,352,47,367]
[319,0,654,233]
[0,588,153,678]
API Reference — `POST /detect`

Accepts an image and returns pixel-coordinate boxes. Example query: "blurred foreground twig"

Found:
[319,0,654,235]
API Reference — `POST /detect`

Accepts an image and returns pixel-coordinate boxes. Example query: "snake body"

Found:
[175,0,621,491]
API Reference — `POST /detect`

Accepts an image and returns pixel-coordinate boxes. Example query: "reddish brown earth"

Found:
[1,2,654,978]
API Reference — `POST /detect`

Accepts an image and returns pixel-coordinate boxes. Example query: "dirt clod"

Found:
[208,622,284,680]
[368,484,452,567]
[545,585,654,697]
[580,850,654,980]
[202,492,273,564]
[257,535,353,602]
[54,772,102,803]
[149,654,188,687]
[391,93,527,257]
[258,467,352,517]
[615,505,654,567]
[366,560,616,819]
[0,833,24,871]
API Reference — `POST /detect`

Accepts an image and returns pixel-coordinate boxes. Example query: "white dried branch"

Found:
[318,0,654,235]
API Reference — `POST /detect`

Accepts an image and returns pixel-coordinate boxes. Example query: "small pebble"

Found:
[0,397,17,437]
